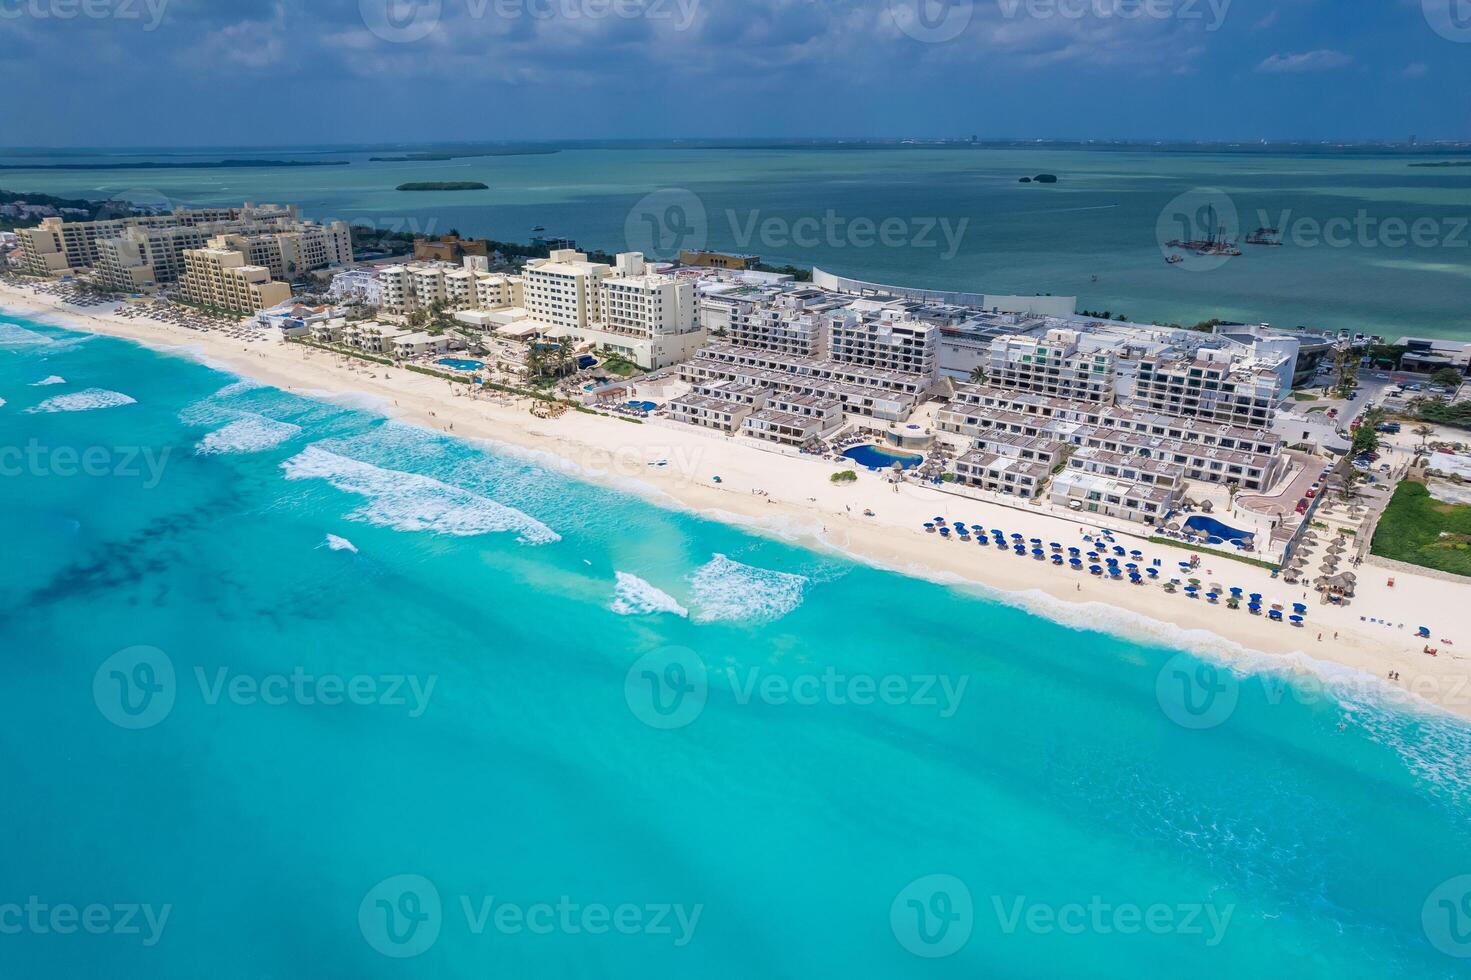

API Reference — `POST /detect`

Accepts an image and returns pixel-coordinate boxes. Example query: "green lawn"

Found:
[1370,480,1471,577]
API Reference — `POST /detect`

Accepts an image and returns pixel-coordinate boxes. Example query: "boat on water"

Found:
[1165,254,1184,265]
[1246,226,1282,246]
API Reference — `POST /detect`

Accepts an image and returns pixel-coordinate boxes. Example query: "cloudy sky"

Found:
[1,0,1468,145]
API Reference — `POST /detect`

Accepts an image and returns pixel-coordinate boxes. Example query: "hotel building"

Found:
[986,328,1115,403]
[178,247,292,315]
[16,204,301,278]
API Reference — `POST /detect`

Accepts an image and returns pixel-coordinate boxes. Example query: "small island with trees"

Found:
[396,181,490,192]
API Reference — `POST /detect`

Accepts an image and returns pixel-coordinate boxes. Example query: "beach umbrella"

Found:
[939,527,951,537]
[1030,537,1042,545]
[1293,603,1308,614]
[1179,561,1192,570]
[924,523,936,532]
[935,517,946,523]
[1340,572,1357,583]
[1206,592,1219,602]
[1125,563,1139,570]
[1290,615,1304,626]
[1070,558,1083,568]
[1032,548,1045,558]
[1050,542,1062,550]
[1089,565,1103,575]
[1269,609,1284,621]
[1052,556,1065,565]
[1012,533,1024,540]
[1249,593,1263,603]
[1131,550,1144,559]
[1068,547,1081,556]
[1419,627,1432,638]
[1146,568,1160,578]
[1230,587,1244,597]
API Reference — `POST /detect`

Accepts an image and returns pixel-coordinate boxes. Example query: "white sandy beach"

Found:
[5,282,1469,723]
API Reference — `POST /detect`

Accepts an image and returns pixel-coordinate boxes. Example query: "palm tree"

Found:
[968,366,988,385]
[525,344,546,379]
[1414,424,1435,452]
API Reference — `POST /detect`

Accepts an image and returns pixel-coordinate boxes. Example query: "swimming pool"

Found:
[626,400,658,413]
[841,445,923,470]
[1184,515,1253,546]
[436,358,485,372]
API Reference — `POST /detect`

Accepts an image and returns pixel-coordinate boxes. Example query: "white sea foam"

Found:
[282,445,560,544]
[0,323,53,346]
[688,554,808,624]
[611,572,689,618]
[196,415,302,456]
[25,388,136,414]
[31,376,66,387]
[212,378,263,400]
[0,398,6,409]
[323,534,359,554]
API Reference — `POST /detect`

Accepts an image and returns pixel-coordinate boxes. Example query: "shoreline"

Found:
[4,282,1469,725]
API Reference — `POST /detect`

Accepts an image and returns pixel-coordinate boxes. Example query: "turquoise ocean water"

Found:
[2,310,1471,977]
[3,144,1469,339]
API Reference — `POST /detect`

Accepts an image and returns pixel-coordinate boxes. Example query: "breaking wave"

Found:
[611,572,689,618]
[196,415,302,456]
[282,445,560,544]
[688,554,808,624]
[31,376,66,387]
[25,388,136,413]
[323,534,359,554]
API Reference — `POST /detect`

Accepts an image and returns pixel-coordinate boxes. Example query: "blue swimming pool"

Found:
[841,445,923,470]
[626,400,658,412]
[436,358,485,372]
[1184,515,1253,545]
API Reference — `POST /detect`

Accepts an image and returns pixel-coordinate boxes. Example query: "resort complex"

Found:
[6,205,1468,579]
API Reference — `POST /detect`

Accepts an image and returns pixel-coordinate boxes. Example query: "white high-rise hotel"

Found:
[520,250,703,369]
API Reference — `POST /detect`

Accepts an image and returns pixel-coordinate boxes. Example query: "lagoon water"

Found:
[2,312,1471,977]
[3,144,1470,339]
